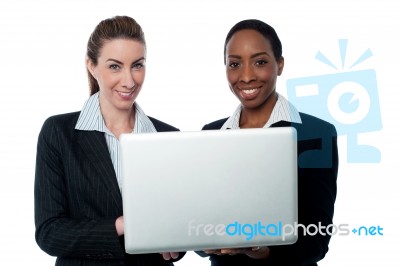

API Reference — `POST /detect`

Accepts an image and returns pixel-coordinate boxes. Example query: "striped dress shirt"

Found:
[75,92,156,192]
[221,93,302,129]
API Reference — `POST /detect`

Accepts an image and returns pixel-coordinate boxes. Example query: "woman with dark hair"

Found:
[34,16,184,265]
[198,19,339,266]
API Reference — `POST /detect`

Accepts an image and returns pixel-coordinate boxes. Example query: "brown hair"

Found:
[86,16,146,95]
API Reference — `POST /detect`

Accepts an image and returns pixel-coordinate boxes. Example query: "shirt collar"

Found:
[75,92,156,134]
[133,103,157,133]
[75,92,105,132]
[221,93,302,129]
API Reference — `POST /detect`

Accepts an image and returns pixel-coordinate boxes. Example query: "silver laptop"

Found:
[120,127,298,254]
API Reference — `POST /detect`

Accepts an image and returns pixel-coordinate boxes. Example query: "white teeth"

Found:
[242,89,257,94]
[118,91,133,96]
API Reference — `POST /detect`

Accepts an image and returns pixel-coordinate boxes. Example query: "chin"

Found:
[118,102,135,111]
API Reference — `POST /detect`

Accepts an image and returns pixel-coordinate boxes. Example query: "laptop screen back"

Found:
[120,127,298,254]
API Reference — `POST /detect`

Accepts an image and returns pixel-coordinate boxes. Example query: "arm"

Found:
[34,117,125,259]
[267,122,339,264]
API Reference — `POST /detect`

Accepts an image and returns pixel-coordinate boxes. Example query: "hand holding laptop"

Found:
[160,252,180,260]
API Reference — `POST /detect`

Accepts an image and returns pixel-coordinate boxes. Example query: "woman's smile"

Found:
[238,86,262,100]
[116,89,136,100]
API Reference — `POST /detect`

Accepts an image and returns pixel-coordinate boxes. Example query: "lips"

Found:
[117,89,135,100]
[242,88,258,95]
[238,86,261,100]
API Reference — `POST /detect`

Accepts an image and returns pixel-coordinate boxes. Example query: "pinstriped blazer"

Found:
[34,111,183,266]
[198,112,338,266]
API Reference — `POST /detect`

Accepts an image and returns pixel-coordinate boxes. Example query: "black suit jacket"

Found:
[199,112,339,266]
[34,111,184,266]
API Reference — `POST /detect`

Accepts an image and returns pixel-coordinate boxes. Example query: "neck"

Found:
[240,92,278,128]
[100,99,135,139]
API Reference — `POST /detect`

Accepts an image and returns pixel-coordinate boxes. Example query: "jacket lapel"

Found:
[75,130,123,212]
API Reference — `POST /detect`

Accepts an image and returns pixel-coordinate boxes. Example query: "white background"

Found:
[0,0,399,265]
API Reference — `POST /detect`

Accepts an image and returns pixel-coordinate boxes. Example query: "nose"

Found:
[122,69,135,89]
[240,64,256,83]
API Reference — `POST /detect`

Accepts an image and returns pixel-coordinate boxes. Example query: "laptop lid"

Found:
[120,127,298,254]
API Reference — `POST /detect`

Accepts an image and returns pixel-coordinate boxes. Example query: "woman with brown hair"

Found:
[34,15,184,265]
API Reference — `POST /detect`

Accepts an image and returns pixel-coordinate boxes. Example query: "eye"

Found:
[255,60,268,66]
[132,62,145,70]
[228,62,240,69]
[109,64,120,71]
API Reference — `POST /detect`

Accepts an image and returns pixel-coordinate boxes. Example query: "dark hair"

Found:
[86,16,146,95]
[224,19,282,64]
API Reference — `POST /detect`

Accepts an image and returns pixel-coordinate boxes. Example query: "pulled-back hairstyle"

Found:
[224,19,282,64]
[86,16,146,95]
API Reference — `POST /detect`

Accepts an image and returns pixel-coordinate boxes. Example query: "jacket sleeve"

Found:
[197,119,338,265]
[34,117,125,260]
[267,121,339,265]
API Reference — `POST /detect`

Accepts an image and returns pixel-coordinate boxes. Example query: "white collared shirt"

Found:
[75,92,156,192]
[221,93,302,129]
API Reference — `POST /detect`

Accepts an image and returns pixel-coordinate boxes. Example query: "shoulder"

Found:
[38,112,81,142]
[202,118,229,130]
[46,111,80,123]
[37,112,81,148]
[148,116,180,132]
[40,111,80,132]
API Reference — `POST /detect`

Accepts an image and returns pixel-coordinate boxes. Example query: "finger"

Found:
[170,252,179,259]
[245,246,270,259]
[160,252,171,260]
[221,248,247,255]
[220,249,233,254]
[221,248,248,254]
[205,249,224,255]
[204,249,219,254]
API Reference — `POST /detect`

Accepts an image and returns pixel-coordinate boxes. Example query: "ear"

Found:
[277,56,284,76]
[86,57,97,79]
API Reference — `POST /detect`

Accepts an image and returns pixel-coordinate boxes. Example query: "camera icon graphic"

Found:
[287,40,382,163]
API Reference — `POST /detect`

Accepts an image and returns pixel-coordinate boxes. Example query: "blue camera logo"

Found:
[287,39,382,163]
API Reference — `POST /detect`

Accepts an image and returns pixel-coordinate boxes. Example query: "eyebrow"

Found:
[105,57,146,64]
[227,52,270,60]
